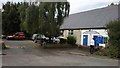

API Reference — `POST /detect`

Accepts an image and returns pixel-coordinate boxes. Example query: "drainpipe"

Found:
[89,29,92,46]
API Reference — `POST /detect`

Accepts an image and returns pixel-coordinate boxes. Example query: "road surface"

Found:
[2,40,119,66]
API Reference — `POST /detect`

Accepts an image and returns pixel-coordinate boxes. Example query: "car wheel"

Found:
[6,38,9,40]
[34,40,37,43]
[41,41,46,48]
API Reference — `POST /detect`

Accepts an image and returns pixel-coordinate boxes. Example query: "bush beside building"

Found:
[67,36,76,46]
[106,20,120,58]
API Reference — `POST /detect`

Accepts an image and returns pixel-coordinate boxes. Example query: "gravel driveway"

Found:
[2,40,119,66]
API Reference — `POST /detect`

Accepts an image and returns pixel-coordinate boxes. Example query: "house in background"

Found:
[60,5,119,47]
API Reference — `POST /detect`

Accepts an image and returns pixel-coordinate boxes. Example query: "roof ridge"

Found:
[69,5,118,16]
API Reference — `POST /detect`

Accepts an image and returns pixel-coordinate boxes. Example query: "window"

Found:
[68,30,71,35]
[104,37,108,44]
[60,30,64,35]
[68,30,73,35]
[71,30,73,35]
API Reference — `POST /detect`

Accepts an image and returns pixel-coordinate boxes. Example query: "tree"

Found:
[106,20,120,58]
[38,2,70,37]
[2,2,21,35]
[24,4,39,34]
[110,3,114,5]
[18,2,29,31]
[0,10,2,34]
[2,1,70,38]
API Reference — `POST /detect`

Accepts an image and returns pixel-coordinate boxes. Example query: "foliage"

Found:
[24,4,39,34]
[67,36,76,45]
[94,46,103,51]
[2,2,21,35]
[2,42,7,49]
[38,2,70,37]
[106,20,120,58]
[60,38,67,44]
[95,20,120,58]
[2,1,70,38]
[18,2,29,31]
[94,48,118,58]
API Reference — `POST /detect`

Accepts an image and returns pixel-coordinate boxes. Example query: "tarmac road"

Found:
[2,40,119,66]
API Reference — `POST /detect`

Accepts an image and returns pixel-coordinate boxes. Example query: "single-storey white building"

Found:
[60,5,119,47]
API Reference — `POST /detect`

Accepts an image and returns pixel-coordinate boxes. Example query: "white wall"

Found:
[62,29,108,47]
[63,30,69,39]
[63,30,81,45]
[81,29,108,46]
[73,30,81,45]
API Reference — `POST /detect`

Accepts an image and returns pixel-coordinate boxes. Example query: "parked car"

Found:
[38,36,60,44]
[6,32,25,40]
[1,35,6,39]
[52,36,65,44]
[52,37,60,43]
[33,34,65,44]
[32,34,48,43]
[31,34,39,41]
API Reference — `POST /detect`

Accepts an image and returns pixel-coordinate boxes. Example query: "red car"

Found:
[6,32,25,40]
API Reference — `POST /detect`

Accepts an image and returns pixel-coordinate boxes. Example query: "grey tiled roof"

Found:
[60,5,118,29]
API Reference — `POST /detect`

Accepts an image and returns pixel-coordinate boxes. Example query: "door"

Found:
[93,36,99,46]
[83,35,88,46]
[99,36,104,44]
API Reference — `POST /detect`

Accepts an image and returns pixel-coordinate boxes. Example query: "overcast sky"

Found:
[0,0,119,14]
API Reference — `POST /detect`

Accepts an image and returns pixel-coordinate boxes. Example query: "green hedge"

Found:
[67,36,76,46]
[106,20,120,58]
[60,38,67,44]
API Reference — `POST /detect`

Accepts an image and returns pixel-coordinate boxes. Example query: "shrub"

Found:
[95,46,103,51]
[67,36,76,45]
[60,38,67,44]
[106,20,120,58]
[95,49,105,56]
[2,41,7,49]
